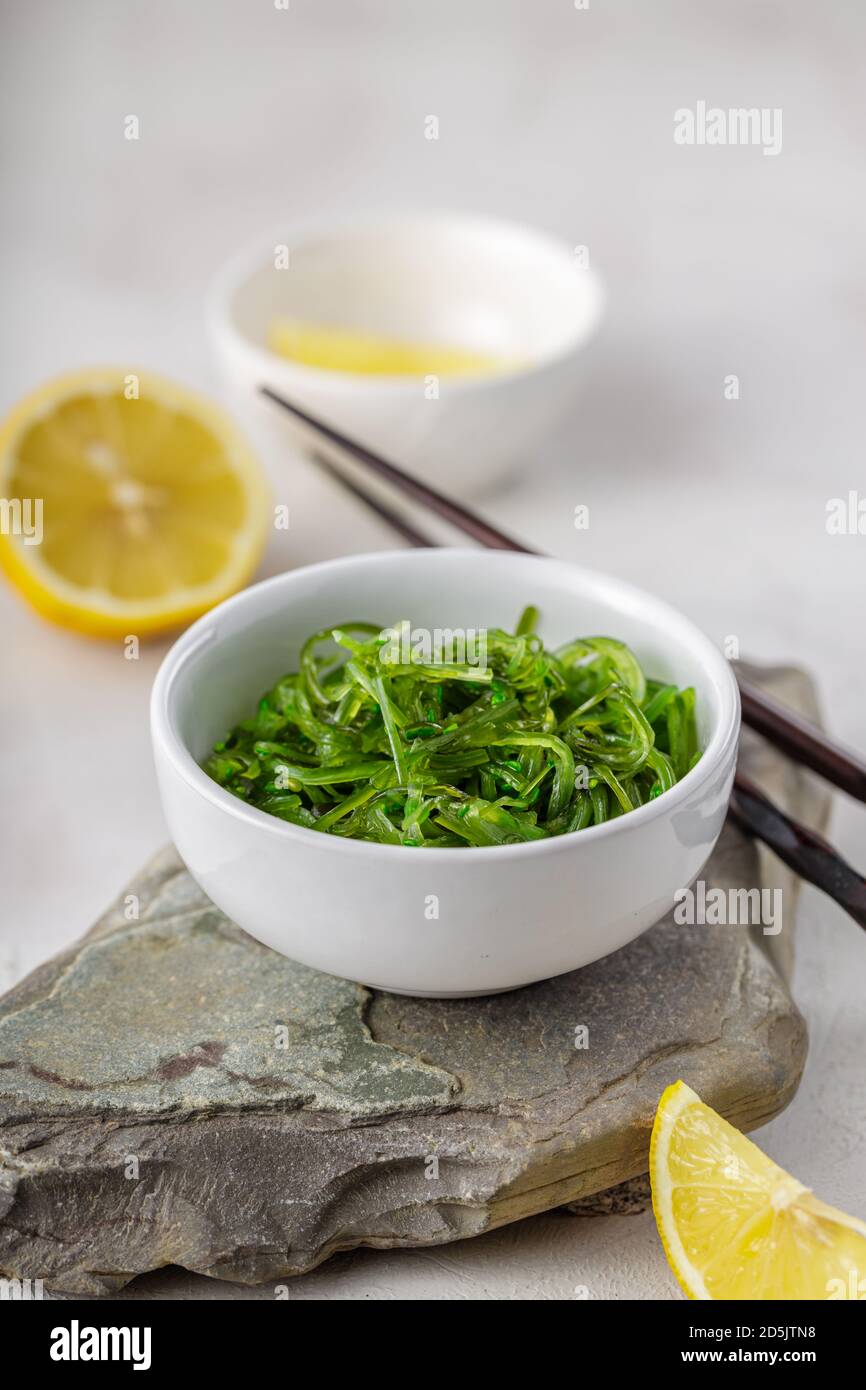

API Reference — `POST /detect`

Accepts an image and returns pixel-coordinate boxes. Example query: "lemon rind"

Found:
[649,1080,711,1300]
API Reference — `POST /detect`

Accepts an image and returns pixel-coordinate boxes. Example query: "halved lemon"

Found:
[0,368,270,638]
[650,1080,866,1299]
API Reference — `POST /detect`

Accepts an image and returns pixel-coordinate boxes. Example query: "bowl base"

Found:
[362,981,519,999]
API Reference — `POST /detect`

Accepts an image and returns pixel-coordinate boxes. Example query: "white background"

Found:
[1,0,864,1299]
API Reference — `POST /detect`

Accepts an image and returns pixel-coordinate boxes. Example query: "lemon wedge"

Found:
[650,1080,866,1300]
[0,368,270,638]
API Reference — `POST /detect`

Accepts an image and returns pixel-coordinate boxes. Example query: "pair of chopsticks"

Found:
[261,385,866,932]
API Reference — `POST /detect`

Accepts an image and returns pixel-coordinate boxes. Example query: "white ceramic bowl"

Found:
[207,213,605,495]
[151,550,739,997]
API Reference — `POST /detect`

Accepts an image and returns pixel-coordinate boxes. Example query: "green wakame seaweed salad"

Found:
[204,609,699,847]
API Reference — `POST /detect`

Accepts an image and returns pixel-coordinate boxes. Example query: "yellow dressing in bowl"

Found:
[268,319,516,378]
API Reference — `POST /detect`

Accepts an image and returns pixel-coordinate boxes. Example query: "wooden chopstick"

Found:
[737,677,866,803]
[729,776,866,930]
[290,441,866,934]
[262,387,526,552]
[311,452,435,549]
[262,384,866,809]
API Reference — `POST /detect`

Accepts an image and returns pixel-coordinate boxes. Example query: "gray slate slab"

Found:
[0,665,827,1295]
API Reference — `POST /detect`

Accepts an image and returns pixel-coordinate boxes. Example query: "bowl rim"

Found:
[151,549,741,862]
[206,209,607,395]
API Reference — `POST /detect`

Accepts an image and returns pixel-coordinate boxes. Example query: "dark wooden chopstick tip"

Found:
[260,384,534,555]
[311,452,436,550]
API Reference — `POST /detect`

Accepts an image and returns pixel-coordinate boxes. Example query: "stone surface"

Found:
[0,666,827,1296]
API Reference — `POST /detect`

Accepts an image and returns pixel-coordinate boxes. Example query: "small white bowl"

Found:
[151,550,739,997]
[207,213,605,495]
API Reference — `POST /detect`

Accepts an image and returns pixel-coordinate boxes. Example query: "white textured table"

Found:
[2,0,864,1300]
